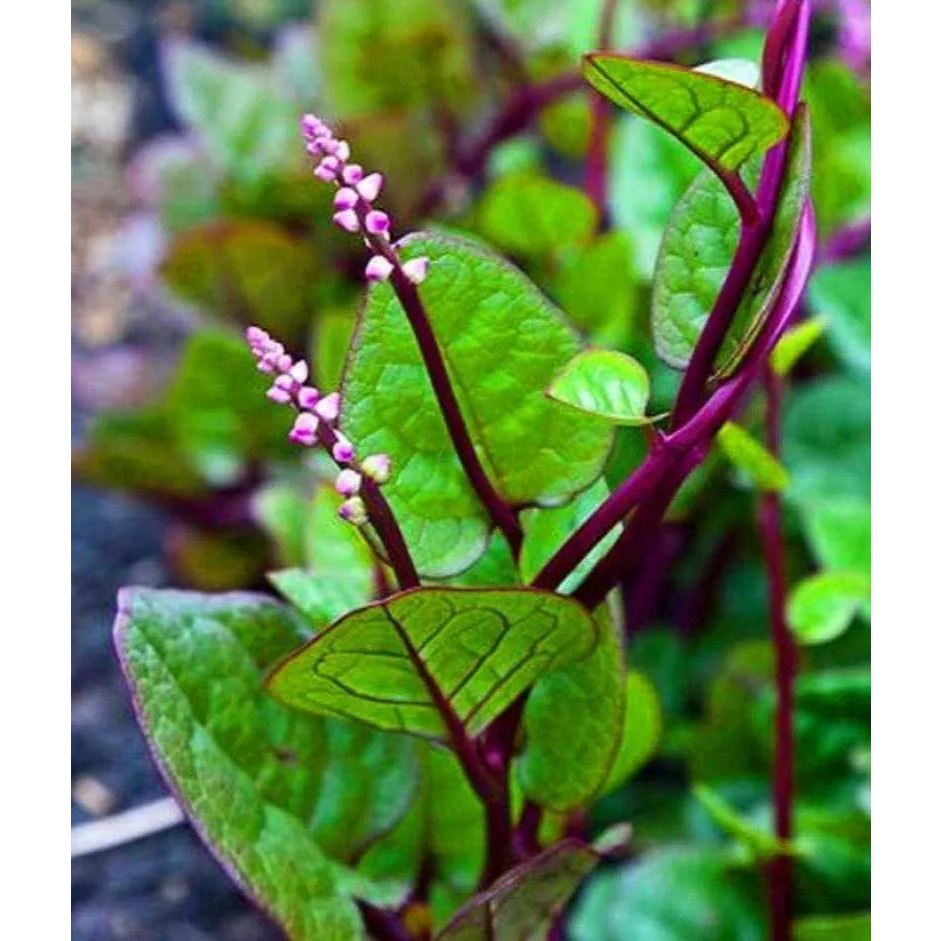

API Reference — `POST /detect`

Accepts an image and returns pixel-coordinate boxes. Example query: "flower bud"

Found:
[364,255,394,282]
[338,496,368,526]
[288,412,319,447]
[335,468,362,497]
[332,434,355,463]
[334,187,359,211]
[365,210,390,235]
[314,392,340,422]
[332,209,360,233]
[401,256,430,285]
[356,173,383,202]
[361,453,392,484]
[342,164,364,185]
[297,386,320,410]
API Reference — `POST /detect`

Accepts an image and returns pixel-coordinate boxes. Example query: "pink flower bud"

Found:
[245,325,269,345]
[356,173,383,202]
[332,209,360,233]
[335,468,362,497]
[342,164,364,185]
[257,360,275,374]
[365,210,390,235]
[338,496,368,526]
[297,386,320,410]
[332,434,355,463]
[314,163,337,182]
[289,360,309,384]
[288,412,319,447]
[276,353,293,373]
[274,374,295,391]
[300,114,327,139]
[334,187,359,211]
[267,386,292,405]
[314,392,341,422]
[401,257,430,285]
[333,140,351,162]
[361,453,392,484]
[364,255,394,282]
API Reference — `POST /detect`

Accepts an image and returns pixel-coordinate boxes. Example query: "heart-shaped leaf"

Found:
[342,232,613,577]
[114,588,419,940]
[547,349,651,425]
[582,55,787,175]
[517,603,625,811]
[268,587,597,741]
[651,104,811,373]
[717,422,790,492]
[435,840,599,940]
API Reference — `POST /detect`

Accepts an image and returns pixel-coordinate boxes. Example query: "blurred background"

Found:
[71,0,869,937]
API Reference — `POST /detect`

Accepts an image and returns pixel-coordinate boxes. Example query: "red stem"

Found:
[757,368,796,941]
[360,210,524,558]
[584,0,619,216]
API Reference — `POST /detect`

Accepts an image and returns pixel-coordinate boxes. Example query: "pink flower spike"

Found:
[364,255,394,282]
[333,209,360,233]
[334,187,359,211]
[300,114,326,139]
[402,257,430,285]
[274,374,295,391]
[245,325,268,345]
[362,453,392,484]
[257,360,275,374]
[314,392,340,421]
[365,210,390,235]
[276,353,293,373]
[335,468,362,497]
[314,163,337,182]
[288,412,319,447]
[356,173,383,202]
[289,360,309,384]
[332,434,355,463]
[338,496,368,526]
[267,386,292,405]
[297,386,320,409]
[333,140,351,162]
[342,164,364,185]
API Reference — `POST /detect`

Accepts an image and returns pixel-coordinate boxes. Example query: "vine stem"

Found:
[359,209,524,558]
[757,367,796,941]
[584,0,619,216]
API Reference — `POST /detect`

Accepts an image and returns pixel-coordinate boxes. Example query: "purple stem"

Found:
[584,0,619,216]
[757,367,797,941]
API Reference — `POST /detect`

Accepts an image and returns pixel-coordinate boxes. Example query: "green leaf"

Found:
[609,117,700,276]
[160,221,321,339]
[517,603,625,811]
[783,376,870,507]
[342,232,613,577]
[436,840,598,940]
[794,913,871,940]
[268,587,597,741]
[787,571,870,646]
[318,0,478,117]
[801,498,871,576]
[477,173,598,258]
[115,588,420,940]
[519,478,622,595]
[771,317,826,376]
[808,259,871,374]
[717,422,790,492]
[552,231,639,346]
[601,671,663,793]
[693,784,793,860]
[163,40,299,181]
[570,847,767,940]
[547,349,651,425]
[582,55,787,174]
[651,105,811,373]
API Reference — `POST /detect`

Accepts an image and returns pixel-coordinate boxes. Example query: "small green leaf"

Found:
[717,422,790,492]
[582,55,787,174]
[794,912,871,940]
[601,671,664,793]
[268,587,597,741]
[801,498,871,576]
[477,173,598,258]
[808,259,871,374]
[693,784,794,860]
[436,840,598,940]
[547,349,651,425]
[787,571,871,645]
[518,603,625,811]
[570,847,767,941]
[115,588,420,940]
[342,232,613,577]
[163,40,299,181]
[771,317,826,376]
[519,478,622,595]
[651,105,811,373]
